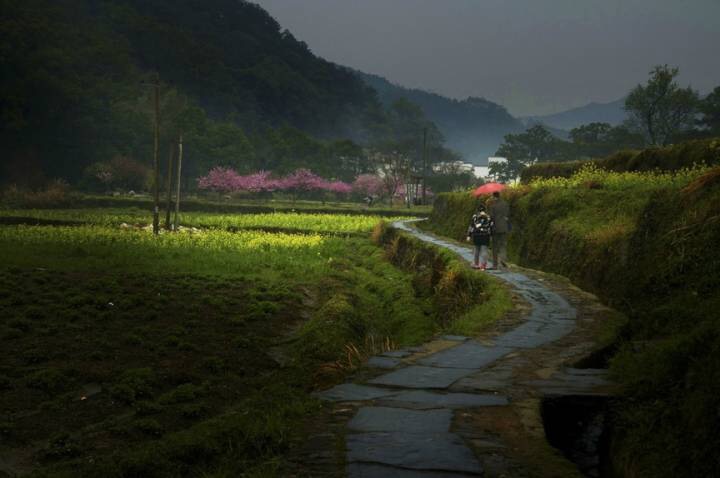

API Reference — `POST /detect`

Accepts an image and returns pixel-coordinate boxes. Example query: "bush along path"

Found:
[315,221,622,477]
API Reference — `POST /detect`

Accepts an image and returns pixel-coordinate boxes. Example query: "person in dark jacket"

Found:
[466,205,494,270]
[487,191,509,270]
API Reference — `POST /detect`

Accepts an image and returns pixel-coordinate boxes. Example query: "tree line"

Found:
[492,65,720,181]
[0,0,473,197]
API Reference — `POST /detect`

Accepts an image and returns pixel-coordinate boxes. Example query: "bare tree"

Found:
[375,150,409,206]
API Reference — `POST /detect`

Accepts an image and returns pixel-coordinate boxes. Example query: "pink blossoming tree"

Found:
[352,174,384,197]
[324,180,353,195]
[197,167,241,194]
[198,167,354,203]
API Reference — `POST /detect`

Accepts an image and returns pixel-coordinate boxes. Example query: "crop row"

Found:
[0,210,408,234]
[0,225,324,250]
[0,225,350,277]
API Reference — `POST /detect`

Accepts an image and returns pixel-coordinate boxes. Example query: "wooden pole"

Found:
[152,74,160,235]
[173,134,183,231]
[164,143,175,230]
[421,127,427,205]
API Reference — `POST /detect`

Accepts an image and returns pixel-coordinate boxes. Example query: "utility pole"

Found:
[173,134,183,231]
[421,127,427,205]
[152,73,160,235]
[165,143,175,230]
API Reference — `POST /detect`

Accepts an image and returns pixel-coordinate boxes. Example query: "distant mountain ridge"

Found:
[522,98,627,131]
[356,71,524,164]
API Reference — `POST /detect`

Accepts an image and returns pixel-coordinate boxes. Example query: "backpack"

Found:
[471,214,493,237]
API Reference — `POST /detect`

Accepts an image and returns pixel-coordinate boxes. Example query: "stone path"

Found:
[317,221,617,477]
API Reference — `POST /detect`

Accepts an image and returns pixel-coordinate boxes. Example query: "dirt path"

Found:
[308,222,619,477]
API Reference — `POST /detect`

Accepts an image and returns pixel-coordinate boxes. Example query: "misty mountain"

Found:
[356,72,524,164]
[522,98,627,131]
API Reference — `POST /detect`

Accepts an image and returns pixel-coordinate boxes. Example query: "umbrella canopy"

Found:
[472,182,506,197]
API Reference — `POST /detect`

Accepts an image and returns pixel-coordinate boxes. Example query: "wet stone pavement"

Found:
[317,222,615,477]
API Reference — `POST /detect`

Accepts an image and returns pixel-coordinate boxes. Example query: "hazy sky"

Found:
[254,0,720,116]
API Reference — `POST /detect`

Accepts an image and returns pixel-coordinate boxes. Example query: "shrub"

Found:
[26,369,68,393]
[134,418,164,437]
[134,401,163,417]
[40,434,83,461]
[0,375,13,391]
[1,180,77,209]
[109,368,156,404]
[81,156,150,193]
[159,383,203,404]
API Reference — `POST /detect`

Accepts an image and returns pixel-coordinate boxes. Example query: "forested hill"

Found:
[1,0,385,184]
[357,71,524,164]
[106,0,379,137]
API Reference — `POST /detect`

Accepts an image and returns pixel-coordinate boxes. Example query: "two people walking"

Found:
[466,191,509,270]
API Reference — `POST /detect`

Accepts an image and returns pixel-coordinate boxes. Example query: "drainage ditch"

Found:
[542,394,614,478]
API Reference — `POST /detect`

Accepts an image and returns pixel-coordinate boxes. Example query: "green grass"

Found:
[0,225,335,278]
[0,268,315,477]
[446,278,512,336]
[0,209,503,476]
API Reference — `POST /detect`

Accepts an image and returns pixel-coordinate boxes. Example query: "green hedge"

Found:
[520,138,720,183]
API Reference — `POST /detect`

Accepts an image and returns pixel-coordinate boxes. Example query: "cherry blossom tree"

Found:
[324,180,353,195]
[198,167,355,204]
[197,167,241,194]
[352,174,384,197]
[279,169,325,192]
[237,171,274,193]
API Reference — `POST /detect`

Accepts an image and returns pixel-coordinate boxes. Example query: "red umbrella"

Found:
[472,182,506,197]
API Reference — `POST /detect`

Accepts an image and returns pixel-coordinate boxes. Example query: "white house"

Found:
[472,166,489,179]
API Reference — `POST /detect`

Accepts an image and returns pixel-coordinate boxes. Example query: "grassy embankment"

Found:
[0,210,508,477]
[372,222,512,337]
[424,139,720,478]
